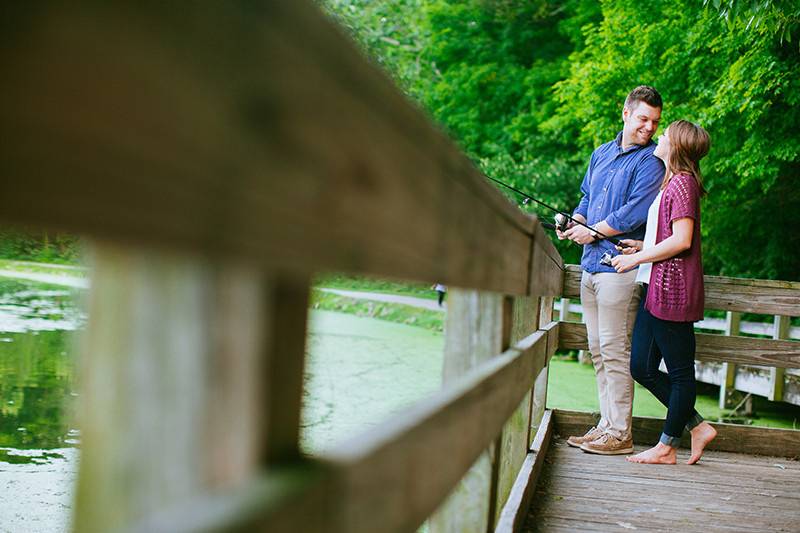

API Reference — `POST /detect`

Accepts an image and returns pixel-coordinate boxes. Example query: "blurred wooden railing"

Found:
[1,2,563,533]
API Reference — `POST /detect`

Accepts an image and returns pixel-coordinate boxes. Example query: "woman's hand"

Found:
[615,239,642,255]
[611,252,640,273]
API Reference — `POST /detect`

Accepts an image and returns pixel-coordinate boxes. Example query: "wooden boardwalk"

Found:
[524,438,800,532]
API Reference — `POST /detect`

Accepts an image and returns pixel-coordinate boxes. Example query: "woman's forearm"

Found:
[633,234,690,266]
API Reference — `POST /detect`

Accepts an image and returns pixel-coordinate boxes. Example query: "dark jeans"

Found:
[630,284,703,447]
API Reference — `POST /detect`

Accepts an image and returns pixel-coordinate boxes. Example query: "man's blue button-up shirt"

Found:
[574,131,664,273]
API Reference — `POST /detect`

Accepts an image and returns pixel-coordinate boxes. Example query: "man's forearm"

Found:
[593,220,622,238]
[567,217,620,237]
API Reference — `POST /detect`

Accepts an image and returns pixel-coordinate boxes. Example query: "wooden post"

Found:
[577,297,591,365]
[719,311,741,410]
[491,296,541,529]
[74,245,311,532]
[769,315,790,402]
[558,297,570,322]
[531,297,554,436]
[429,288,504,533]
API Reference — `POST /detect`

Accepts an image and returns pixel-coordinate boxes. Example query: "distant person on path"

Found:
[557,85,665,455]
[611,120,717,464]
[432,284,447,307]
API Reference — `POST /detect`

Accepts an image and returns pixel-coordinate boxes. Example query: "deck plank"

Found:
[523,440,800,532]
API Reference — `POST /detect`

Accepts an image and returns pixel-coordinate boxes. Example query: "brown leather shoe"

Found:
[566,426,604,448]
[580,433,634,455]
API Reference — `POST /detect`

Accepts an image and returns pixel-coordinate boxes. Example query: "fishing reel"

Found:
[600,251,614,267]
[554,213,570,232]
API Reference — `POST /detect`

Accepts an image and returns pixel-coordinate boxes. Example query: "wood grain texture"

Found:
[704,275,800,316]
[0,1,540,295]
[524,438,800,533]
[552,409,800,458]
[541,321,559,361]
[494,410,553,533]
[431,289,504,533]
[261,277,311,464]
[561,265,583,299]
[558,321,800,369]
[325,330,549,533]
[719,312,741,409]
[127,463,335,533]
[769,315,790,401]
[531,321,557,446]
[529,229,564,298]
[562,264,800,316]
[75,245,268,532]
[494,296,544,529]
[695,363,800,407]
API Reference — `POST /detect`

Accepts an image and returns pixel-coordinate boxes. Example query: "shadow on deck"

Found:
[522,411,800,532]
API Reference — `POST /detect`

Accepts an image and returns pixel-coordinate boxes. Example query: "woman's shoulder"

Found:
[670,172,698,186]
[666,173,700,197]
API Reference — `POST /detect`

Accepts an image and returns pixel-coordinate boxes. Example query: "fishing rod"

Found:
[486,176,626,247]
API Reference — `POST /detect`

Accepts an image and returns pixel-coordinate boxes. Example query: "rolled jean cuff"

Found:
[684,413,704,431]
[659,433,681,448]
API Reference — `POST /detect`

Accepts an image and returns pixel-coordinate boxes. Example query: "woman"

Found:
[611,120,717,465]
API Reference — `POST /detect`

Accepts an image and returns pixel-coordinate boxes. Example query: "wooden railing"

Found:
[560,264,800,368]
[2,3,563,533]
[555,288,800,406]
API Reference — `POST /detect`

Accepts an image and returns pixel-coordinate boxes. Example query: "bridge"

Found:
[1,3,798,532]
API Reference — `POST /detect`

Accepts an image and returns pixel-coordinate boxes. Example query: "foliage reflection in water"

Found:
[0,279,84,461]
[0,278,83,533]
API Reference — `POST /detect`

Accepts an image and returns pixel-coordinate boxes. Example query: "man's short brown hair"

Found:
[624,85,662,111]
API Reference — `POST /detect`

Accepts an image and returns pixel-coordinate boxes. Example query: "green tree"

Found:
[321,0,800,280]
[551,0,800,279]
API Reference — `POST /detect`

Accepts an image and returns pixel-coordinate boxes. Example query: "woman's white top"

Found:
[635,190,663,285]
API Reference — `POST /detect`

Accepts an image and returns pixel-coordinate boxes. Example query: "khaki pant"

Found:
[580,270,640,440]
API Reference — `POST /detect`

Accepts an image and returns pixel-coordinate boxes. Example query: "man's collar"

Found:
[615,131,653,153]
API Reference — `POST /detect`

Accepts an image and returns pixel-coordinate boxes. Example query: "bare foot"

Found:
[626,442,677,464]
[688,422,717,465]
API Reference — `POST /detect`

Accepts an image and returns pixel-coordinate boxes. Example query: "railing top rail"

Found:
[0,2,562,297]
[563,264,800,317]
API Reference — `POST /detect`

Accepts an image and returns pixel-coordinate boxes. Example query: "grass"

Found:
[0,259,87,277]
[548,355,800,430]
[310,289,444,332]
[313,273,438,300]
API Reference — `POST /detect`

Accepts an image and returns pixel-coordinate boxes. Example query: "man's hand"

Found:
[564,224,597,245]
[611,252,639,273]
[555,220,575,240]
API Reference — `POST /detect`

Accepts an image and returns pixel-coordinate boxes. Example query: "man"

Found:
[558,85,664,455]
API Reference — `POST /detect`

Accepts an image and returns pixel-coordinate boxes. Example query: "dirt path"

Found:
[0,270,88,289]
[318,288,445,311]
[0,266,445,311]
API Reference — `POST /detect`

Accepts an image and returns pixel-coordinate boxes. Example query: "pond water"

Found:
[0,277,444,532]
[0,279,84,533]
[302,310,444,453]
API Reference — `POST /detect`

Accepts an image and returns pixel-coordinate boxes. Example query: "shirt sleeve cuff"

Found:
[604,214,627,233]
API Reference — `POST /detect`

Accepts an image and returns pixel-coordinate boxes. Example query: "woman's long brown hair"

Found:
[661,119,710,196]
